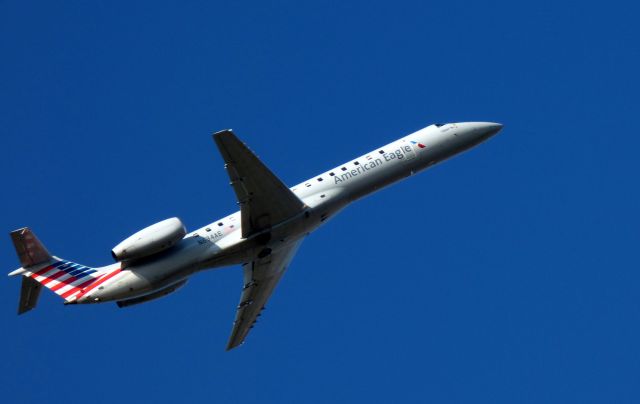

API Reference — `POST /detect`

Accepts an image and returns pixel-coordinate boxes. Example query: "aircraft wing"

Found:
[226,239,303,350]
[213,130,306,239]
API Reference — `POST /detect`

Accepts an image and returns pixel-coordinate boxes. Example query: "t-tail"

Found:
[8,227,105,313]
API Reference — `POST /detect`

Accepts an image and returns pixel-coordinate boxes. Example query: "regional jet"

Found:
[9,122,502,350]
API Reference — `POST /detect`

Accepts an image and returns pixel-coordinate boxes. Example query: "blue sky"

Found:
[1,1,639,403]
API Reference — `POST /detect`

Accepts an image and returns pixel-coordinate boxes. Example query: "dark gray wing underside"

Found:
[226,240,303,350]
[213,130,306,239]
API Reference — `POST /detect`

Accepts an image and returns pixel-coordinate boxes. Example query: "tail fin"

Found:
[10,227,52,268]
[9,228,102,313]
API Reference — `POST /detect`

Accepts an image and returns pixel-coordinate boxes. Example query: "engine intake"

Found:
[112,217,187,262]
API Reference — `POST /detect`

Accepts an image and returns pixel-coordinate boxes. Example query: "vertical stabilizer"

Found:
[10,227,53,314]
[9,227,103,313]
[10,227,52,268]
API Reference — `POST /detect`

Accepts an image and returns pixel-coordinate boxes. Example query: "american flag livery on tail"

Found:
[8,122,503,349]
[9,227,120,313]
[24,259,121,302]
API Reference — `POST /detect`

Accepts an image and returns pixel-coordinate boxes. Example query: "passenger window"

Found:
[317,177,323,182]
[218,222,223,226]
[329,172,335,176]
[206,228,211,232]
[341,167,347,171]
[354,161,360,165]
[379,150,384,154]
[305,183,311,187]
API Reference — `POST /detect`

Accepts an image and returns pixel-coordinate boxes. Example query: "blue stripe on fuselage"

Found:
[58,261,95,277]
[68,266,89,276]
[74,269,97,279]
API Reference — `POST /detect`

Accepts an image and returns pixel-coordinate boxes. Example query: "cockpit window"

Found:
[434,123,446,127]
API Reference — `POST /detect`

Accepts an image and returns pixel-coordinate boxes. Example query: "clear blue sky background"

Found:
[1,1,638,403]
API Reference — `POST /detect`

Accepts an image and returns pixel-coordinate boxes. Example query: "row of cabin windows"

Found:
[304,149,386,187]
[205,222,226,231]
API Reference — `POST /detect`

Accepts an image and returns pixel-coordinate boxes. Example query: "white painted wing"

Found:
[213,130,306,239]
[226,239,304,350]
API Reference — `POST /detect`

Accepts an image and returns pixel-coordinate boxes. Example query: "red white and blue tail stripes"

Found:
[25,259,118,302]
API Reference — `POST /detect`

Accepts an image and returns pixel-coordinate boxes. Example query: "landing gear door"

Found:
[401,139,417,161]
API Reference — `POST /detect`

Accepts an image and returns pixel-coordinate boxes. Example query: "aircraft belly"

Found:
[91,252,199,302]
[96,269,193,302]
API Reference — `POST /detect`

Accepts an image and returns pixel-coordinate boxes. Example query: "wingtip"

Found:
[225,337,244,351]
[213,129,234,138]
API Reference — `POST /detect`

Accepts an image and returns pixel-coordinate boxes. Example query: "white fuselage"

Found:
[77,122,501,304]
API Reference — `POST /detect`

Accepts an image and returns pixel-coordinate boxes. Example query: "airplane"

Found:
[8,121,502,350]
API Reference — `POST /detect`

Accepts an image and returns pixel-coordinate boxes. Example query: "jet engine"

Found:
[111,217,187,262]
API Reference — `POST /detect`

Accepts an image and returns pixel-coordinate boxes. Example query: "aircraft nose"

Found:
[474,122,503,138]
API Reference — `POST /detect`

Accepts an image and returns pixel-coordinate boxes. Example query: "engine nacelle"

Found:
[112,217,187,262]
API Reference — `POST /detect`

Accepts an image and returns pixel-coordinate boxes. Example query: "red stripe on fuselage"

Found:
[60,277,97,299]
[59,276,101,300]
[61,285,81,299]
[75,268,122,300]
[30,263,58,278]
[41,270,67,286]
[50,274,81,292]
[75,276,100,291]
